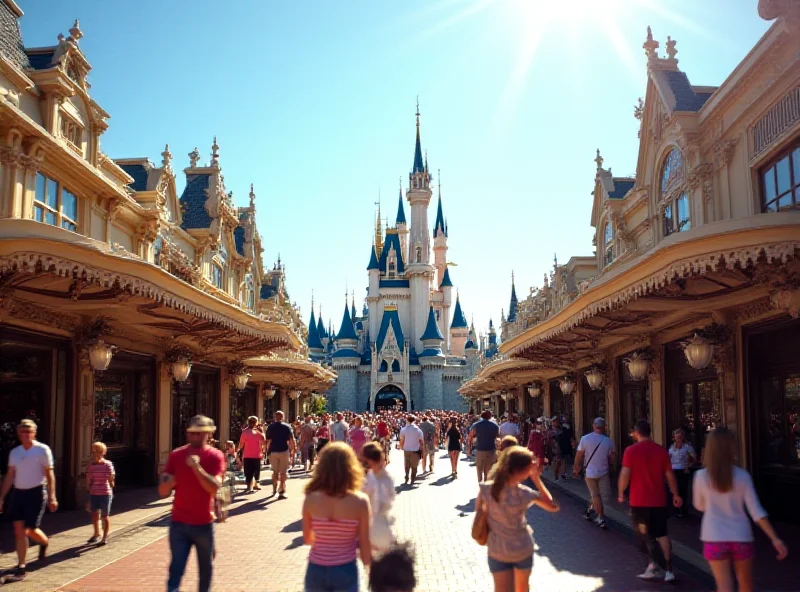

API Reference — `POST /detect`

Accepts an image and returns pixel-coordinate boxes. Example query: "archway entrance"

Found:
[373,385,407,411]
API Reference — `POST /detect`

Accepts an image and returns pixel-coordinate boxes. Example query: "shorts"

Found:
[301,444,314,464]
[585,474,611,505]
[703,541,755,562]
[316,438,329,453]
[631,506,668,539]
[9,486,47,529]
[89,494,113,515]
[425,444,437,457]
[487,554,533,573]
[269,451,290,475]
[476,450,496,475]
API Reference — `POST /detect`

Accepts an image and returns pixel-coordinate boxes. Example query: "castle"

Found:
[309,108,488,412]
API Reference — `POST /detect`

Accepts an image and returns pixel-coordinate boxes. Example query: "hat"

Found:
[593,417,606,427]
[17,419,37,431]
[186,415,216,433]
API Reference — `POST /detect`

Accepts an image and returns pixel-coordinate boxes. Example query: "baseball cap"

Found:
[593,417,606,427]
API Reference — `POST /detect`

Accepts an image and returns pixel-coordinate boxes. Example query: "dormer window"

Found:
[34,173,78,232]
[59,111,82,152]
[211,263,224,289]
[388,261,396,278]
[603,220,614,266]
[659,149,691,237]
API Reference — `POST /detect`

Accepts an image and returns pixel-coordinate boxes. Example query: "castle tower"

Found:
[367,244,380,338]
[396,182,408,262]
[439,266,454,351]
[449,293,468,356]
[432,172,448,287]
[507,272,518,323]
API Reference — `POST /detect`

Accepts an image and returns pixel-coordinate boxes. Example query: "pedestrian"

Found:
[375,414,391,463]
[316,415,331,455]
[158,415,225,592]
[349,416,369,456]
[526,418,548,467]
[0,419,58,583]
[499,414,520,440]
[265,410,297,499]
[398,415,424,485]
[476,446,559,592]
[668,428,697,518]
[573,417,615,529]
[500,435,519,451]
[85,441,115,544]
[446,417,462,478]
[469,410,500,482]
[419,415,437,473]
[299,415,317,472]
[693,427,787,591]
[617,420,682,582]
[550,416,574,481]
[362,441,396,554]
[369,543,417,592]
[303,442,372,592]
[237,415,266,493]
[331,412,349,443]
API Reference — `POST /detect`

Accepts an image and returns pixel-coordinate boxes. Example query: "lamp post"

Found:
[559,375,576,395]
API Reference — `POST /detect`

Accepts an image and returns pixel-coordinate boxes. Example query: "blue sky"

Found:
[20,0,770,339]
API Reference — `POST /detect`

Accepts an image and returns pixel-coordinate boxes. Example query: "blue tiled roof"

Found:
[451,298,468,329]
[179,174,212,230]
[317,317,327,339]
[360,348,372,365]
[396,190,406,225]
[260,284,276,299]
[332,348,360,358]
[119,164,149,192]
[1,4,31,71]
[336,304,359,341]
[307,309,323,350]
[608,179,635,199]
[465,339,477,350]
[421,306,444,341]
[409,347,420,366]
[433,195,447,237]
[379,279,410,288]
[418,348,444,358]
[413,121,424,174]
[378,232,405,275]
[233,226,245,256]
[663,70,714,112]
[367,245,380,270]
[439,267,453,288]
[376,308,404,352]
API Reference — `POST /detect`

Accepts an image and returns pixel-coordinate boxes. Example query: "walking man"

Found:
[399,416,424,485]
[330,412,349,443]
[298,415,317,472]
[419,415,437,473]
[618,420,682,583]
[574,417,615,529]
[468,410,500,482]
[0,419,57,583]
[499,414,520,440]
[158,415,225,592]
[551,416,575,480]
[265,410,296,499]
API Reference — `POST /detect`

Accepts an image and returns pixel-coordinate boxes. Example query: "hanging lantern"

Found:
[624,351,650,381]
[232,370,250,391]
[682,333,714,370]
[87,340,116,372]
[171,357,192,382]
[585,366,605,390]
[263,386,276,399]
[289,389,302,400]
[559,376,575,395]
[527,382,542,398]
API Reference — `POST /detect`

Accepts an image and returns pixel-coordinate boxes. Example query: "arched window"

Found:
[603,220,614,266]
[379,360,388,372]
[391,360,400,372]
[659,149,691,237]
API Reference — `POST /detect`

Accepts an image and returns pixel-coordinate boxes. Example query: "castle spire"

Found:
[433,170,446,238]
[395,180,406,225]
[374,198,383,254]
[451,294,467,329]
[412,97,424,174]
[508,271,518,323]
[307,302,323,351]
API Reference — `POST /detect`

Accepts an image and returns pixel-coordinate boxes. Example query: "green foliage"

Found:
[309,394,327,416]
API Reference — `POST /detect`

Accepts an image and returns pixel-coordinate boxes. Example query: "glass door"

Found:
[674,379,720,456]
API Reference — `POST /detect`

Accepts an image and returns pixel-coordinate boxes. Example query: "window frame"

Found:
[760,137,800,213]
[659,149,691,237]
[603,219,614,266]
[211,262,224,289]
[33,172,78,232]
[58,110,83,153]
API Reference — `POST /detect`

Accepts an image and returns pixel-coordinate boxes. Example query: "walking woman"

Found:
[316,416,330,456]
[446,417,462,478]
[477,446,559,592]
[302,442,372,592]
[693,427,787,592]
[237,416,266,492]
[362,442,396,554]
[668,428,696,517]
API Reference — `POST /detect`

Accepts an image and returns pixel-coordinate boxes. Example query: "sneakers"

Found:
[664,571,675,583]
[637,564,664,580]
[593,516,608,529]
[584,509,596,521]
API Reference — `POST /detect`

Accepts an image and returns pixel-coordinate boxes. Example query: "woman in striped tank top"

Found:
[303,442,371,592]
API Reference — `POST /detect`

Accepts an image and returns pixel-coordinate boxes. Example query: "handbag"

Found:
[471,496,489,546]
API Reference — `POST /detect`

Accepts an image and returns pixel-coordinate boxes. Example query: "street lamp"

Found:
[527,382,542,398]
[263,386,276,399]
[585,366,605,390]
[289,389,302,400]
[233,370,250,391]
[682,334,714,370]
[171,357,192,382]
[87,340,116,372]
[624,351,650,381]
[559,375,575,395]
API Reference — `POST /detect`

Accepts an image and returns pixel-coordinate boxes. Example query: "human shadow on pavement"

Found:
[285,535,304,550]
[429,476,454,487]
[281,520,302,533]
[456,498,476,515]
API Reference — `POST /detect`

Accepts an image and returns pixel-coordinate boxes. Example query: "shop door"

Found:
[582,380,607,436]
[619,358,651,457]
[672,380,720,456]
[171,369,219,449]
[229,386,256,443]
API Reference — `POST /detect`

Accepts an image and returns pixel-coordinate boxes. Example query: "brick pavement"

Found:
[1,449,712,591]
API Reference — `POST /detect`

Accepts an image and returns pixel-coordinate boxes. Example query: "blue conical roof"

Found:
[337,304,358,341]
[307,308,323,350]
[451,296,468,329]
[396,188,406,225]
[412,111,425,174]
[367,244,379,270]
[420,306,444,341]
[433,195,447,237]
[508,277,518,323]
[317,316,327,339]
[439,267,453,288]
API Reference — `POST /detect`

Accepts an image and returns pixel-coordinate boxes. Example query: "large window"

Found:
[761,141,800,212]
[34,173,77,232]
[603,221,614,266]
[659,149,691,237]
[677,379,720,455]
[211,263,224,289]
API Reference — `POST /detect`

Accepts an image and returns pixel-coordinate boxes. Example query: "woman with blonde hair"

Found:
[693,427,787,592]
[476,446,559,592]
[302,442,371,592]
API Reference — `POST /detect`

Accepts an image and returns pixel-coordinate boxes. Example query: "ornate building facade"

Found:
[0,1,334,506]
[462,1,800,524]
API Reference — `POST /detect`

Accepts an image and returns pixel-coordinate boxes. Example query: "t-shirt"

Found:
[447,426,461,449]
[8,441,53,489]
[419,421,436,450]
[472,419,500,452]
[577,432,614,478]
[164,445,226,525]
[693,466,768,543]
[553,427,574,455]
[479,482,540,563]
[266,422,294,453]
[330,421,349,442]
[527,430,547,461]
[240,428,266,459]
[622,439,671,507]
[299,424,316,446]
[376,421,389,438]
[399,424,424,452]
[499,422,520,438]
[668,442,696,470]
[349,427,368,454]
[87,459,115,495]
[316,424,330,440]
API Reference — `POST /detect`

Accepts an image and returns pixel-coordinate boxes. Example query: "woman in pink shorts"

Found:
[693,428,788,591]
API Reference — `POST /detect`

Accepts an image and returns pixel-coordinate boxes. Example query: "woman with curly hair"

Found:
[302,442,372,592]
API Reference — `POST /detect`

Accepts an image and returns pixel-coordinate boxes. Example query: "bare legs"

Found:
[708,558,753,592]
[491,568,530,592]
[449,450,458,475]
[13,521,48,568]
[92,511,110,542]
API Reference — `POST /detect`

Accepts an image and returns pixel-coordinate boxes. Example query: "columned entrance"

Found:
[373,385,406,411]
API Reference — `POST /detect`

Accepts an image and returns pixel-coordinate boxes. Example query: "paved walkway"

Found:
[1,449,711,591]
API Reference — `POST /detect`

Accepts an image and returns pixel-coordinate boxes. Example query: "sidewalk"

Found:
[543,471,800,591]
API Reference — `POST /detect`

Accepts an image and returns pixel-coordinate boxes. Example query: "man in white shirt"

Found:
[330,412,349,443]
[0,419,58,581]
[499,415,520,440]
[398,416,424,485]
[574,417,615,529]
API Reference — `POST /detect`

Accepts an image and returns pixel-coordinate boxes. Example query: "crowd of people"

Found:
[0,408,789,592]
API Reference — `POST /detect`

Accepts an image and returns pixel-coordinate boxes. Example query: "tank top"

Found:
[308,517,359,566]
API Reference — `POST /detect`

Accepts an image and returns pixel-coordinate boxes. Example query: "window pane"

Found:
[94,374,125,446]
[61,220,76,232]
[778,191,794,210]
[45,210,56,226]
[604,222,613,244]
[46,178,58,209]
[785,375,800,466]
[763,167,776,201]
[793,148,800,188]
[62,189,77,221]
[34,205,43,222]
[677,193,691,231]
[663,203,674,236]
[35,173,46,203]
[776,156,791,194]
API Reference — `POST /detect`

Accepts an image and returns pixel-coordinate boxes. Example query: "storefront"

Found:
[618,356,650,452]
[171,366,220,450]
[229,385,257,442]
[582,375,606,435]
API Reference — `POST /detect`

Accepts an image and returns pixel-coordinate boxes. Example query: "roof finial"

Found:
[249,183,256,209]
[416,95,420,122]
[188,147,200,168]
[210,136,220,167]
[438,168,441,197]
[595,149,604,170]
[634,97,644,121]
[643,25,660,61]
[68,19,83,43]
[512,270,515,285]
[666,36,678,61]
[425,150,429,173]
[161,144,173,170]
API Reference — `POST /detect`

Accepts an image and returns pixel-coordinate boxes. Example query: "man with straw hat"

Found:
[159,415,225,592]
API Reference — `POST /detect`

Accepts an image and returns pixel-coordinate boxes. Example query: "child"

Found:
[85,441,115,545]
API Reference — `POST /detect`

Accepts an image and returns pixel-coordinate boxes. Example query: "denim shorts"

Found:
[305,560,358,592]
[89,494,112,515]
[487,554,533,573]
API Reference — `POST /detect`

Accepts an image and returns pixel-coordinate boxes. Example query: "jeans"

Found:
[305,561,358,592]
[167,521,215,592]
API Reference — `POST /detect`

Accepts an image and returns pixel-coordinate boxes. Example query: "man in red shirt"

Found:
[159,415,226,592]
[376,415,391,462]
[526,418,548,466]
[618,420,682,583]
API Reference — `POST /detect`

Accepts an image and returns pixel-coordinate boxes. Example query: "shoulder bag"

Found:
[471,493,489,546]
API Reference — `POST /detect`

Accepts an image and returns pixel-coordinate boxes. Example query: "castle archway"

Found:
[372,384,407,411]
